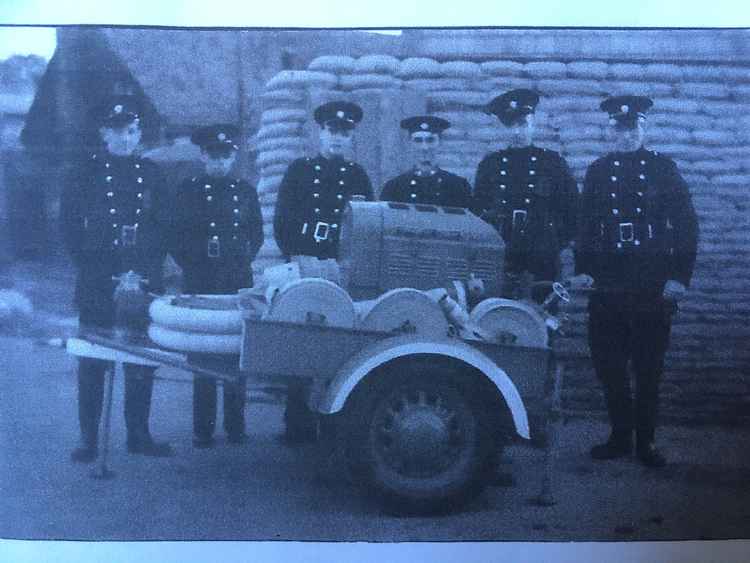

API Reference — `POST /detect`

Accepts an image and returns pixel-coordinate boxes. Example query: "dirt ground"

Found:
[1,258,750,553]
[1,331,750,543]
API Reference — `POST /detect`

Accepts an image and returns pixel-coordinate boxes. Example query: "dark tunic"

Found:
[380,166,472,208]
[171,175,264,294]
[273,154,374,260]
[575,146,699,293]
[60,150,168,326]
[473,145,578,280]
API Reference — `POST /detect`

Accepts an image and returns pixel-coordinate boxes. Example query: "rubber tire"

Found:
[344,362,495,515]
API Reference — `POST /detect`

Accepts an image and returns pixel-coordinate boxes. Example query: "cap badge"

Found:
[336,110,345,118]
[113,104,123,114]
[420,122,429,130]
[620,104,629,113]
[218,132,226,141]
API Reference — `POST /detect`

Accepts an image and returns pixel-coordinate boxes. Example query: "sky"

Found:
[0,0,747,60]
[0,26,56,59]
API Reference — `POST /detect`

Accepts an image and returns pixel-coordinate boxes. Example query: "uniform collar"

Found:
[611,144,648,158]
[503,143,535,153]
[413,165,439,177]
[317,152,347,164]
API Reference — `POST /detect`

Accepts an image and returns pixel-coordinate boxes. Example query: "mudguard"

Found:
[317,335,530,440]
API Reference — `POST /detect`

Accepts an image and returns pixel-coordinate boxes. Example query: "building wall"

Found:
[254,31,750,424]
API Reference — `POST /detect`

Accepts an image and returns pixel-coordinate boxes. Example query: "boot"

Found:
[637,442,667,468]
[128,434,174,457]
[590,434,632,460]
[70,443,98,463]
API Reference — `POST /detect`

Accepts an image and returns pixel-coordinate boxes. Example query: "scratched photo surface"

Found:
[0,26,749,543]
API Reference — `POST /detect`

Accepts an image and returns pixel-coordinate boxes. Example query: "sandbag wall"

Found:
[254,51,750,425]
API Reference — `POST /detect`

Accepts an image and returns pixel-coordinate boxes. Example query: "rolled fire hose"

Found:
[357,288,450,337]
[148,324,243,354]
[469,298,549,348]
[148,294,243,334]
[264,278,356,329]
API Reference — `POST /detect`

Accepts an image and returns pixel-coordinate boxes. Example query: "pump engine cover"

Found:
[338,200,504,300]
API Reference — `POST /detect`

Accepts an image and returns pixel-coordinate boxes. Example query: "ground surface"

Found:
[1,258,749,542]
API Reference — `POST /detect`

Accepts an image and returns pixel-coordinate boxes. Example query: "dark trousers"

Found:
[587,292,673,445]
[189,353,246,439]
[284,381,318,440]
[77,357,156,448]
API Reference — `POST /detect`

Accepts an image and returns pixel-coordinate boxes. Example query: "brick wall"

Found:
[254,32,750,424]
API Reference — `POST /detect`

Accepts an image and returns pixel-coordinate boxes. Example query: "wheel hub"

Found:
[374,389,464,478]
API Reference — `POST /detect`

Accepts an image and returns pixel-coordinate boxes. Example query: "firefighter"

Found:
[380,115,471,208]
[574,95,699,468]
[473,89,578,302]
[273,100,374,443]
[60,95,173,462]
[170,124,263,448]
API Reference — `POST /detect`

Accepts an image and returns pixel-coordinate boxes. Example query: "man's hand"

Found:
[569,273,595,289]
[663,280,687,302]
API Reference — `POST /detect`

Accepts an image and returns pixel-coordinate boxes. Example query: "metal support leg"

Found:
[91,364,117,479]
[535,360,564,506]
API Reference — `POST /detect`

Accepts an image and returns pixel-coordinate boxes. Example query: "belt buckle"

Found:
[207,238,221,258]
[619,222,634,242]
[313,221,330,243]
[512,209,528,231]
[121,224,138,247]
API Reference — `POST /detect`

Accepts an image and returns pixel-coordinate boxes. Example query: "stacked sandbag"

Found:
[338,55,402,93]
[148,294,243,354]
[253,51,750,419]
[253,69,340,272]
